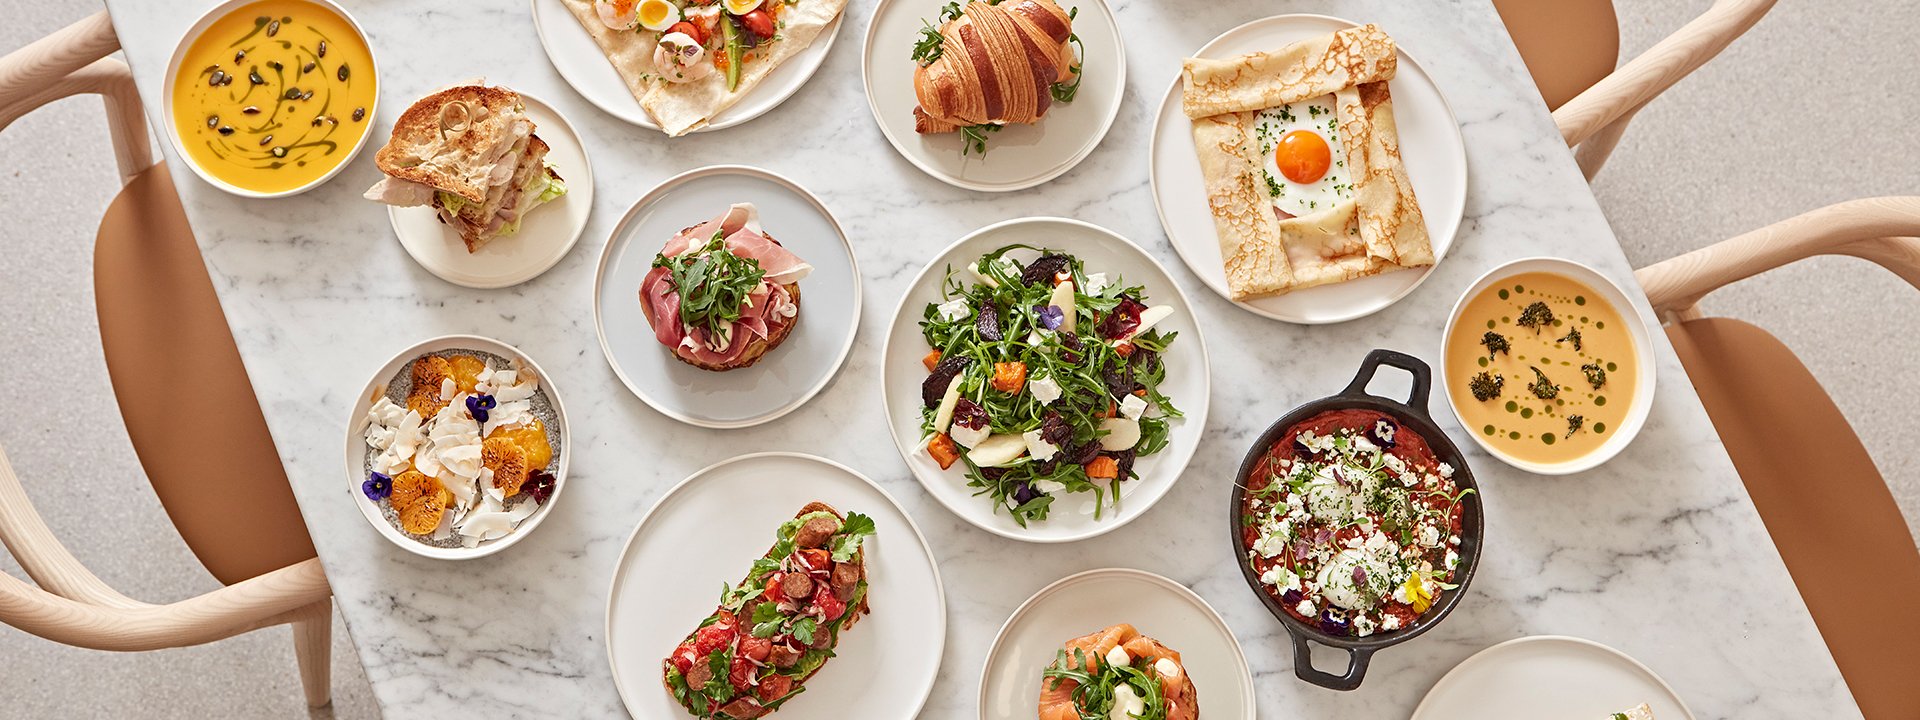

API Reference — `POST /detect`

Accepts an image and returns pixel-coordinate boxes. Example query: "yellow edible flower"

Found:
[1403,572,1434,613]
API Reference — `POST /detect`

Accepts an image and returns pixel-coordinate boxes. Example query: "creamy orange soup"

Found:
[1445,271,1636,464]
[171,0,375,193]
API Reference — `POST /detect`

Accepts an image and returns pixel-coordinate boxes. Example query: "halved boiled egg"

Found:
[637,0,680,31]
[1253,94,1353,219]
[724,0,763,14]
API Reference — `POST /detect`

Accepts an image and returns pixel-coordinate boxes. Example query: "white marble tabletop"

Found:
[102,0,1862,717]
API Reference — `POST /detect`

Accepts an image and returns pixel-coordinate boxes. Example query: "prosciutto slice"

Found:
[640,203,806,365]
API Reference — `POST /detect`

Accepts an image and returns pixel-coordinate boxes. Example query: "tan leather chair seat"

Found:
[1667,317,1920,719]
[92,163,317,586]
[1493,0,1621,111]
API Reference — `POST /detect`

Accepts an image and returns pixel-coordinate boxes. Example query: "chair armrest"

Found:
[0,11,117,108]
[0,11,150,183]
[1634,197,1920,316]
[1554,0,1775,148]
[0,557,330,652]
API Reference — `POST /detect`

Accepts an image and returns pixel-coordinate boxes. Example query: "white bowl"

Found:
[342,334,570,559]
[879,217,1211,542]
[1440,258,1657,475]
[161,0,379,198]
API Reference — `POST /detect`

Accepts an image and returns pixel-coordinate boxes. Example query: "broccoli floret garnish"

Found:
[1470,371,1504,401]
[1517,301,1555,333]
[1528,366,1559,399]
[1565,414,1585,438]
[1558,326,1583,351]
[1480,331,1511,361]
[1582,362,1607,389]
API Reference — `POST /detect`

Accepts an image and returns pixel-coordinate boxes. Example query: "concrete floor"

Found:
[1,0,1914,717]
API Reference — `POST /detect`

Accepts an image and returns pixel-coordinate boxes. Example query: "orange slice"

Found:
[389,470,430,510]
[449,355,488,395]
[482,436,530,498]
[487,419,553,471]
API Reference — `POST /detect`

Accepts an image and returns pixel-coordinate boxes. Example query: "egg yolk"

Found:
[1275,130,1333,184]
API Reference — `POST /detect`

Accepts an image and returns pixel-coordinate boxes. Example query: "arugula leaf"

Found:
[651,235,766,337]
[829,512,876,562]
[960,123,1001,155]
[911,20,945,65]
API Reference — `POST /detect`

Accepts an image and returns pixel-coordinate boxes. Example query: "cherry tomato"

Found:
[668,20,705,44]
[692,623,735,656]
[761,572,787,602]
[739,637,772,663]
[757,674,794,702]
[669,643,697,674]
[728,653,755,691]
[813,585,847,621]
[739,9,775,41]
[794,549,830,573]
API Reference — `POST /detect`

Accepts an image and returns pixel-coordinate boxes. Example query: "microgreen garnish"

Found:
[960,123,1001,156]
[1516,301,1556,333]
[1581,362,1607,389]
[1527,366,1559,399]
[652,235,767,335]
[1041,647,1169,720]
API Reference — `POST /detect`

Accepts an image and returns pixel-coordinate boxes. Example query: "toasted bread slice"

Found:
[435,135,557,252]
[374,85,532,204]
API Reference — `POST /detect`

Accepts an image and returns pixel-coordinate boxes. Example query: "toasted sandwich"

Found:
[364,85,567,252]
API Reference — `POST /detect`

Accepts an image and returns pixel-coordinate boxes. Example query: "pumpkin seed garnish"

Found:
[271,146,288,158]
[233,50,245,63]
[351,107,365,122]
[266,19,279,37]
[258,134,273,146]
[242,105,261,115]
[317,40,327,58]
[208,71,226,87]
[249,69,264,85]
[302,62,316,73]
[206,115,219,128]
[217,125,235,136]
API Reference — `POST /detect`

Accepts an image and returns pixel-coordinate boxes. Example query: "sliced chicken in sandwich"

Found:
[364,85,567,252]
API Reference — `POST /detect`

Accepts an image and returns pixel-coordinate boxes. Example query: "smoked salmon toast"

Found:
[1039,623,1198,720]
[661,502,875,719]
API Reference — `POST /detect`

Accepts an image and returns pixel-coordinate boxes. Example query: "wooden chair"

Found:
[1493,0,1776,179]
[0,12,334,708]
[1635,197,1920,720]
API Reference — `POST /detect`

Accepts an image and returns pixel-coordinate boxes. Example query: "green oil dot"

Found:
[1595,396,1607,406]
[1478,357,1489,368]
[1483,424,1495,436]
[1509,431,1521,440]
[1498,289,1510,300]
[1487,319,1497,330]
[1505,400,1519,413]
[1520,408,1534,419]
[1594,422,1607,434]
[1555,398,1565,406]
[1596,321,1606,329]
[1607,362,1617,371]
[1501,316,1511,324]
[1575,296,1587,306]
[1580,316,1590,324]
[1542,433,1556,445]
[1514,284,1526,293]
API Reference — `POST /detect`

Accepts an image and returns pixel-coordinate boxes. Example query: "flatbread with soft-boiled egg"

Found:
[1182,24,1432,300]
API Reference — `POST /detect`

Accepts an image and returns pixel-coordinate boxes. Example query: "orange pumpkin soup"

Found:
[1445,271,1636,464]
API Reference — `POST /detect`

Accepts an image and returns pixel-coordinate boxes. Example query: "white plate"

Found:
[606,453,947,719]
[880,218,1210,542]
[1148,14,1468,324]
[592,165,860,428]
[341,334,571,560]
[861,0,1126,191]
[531,0,844,133]
[161,0,379,198]
[386,92,594,289]
[1412,635,1697,720]
[979,568,1255,720]
[1441,257,1658,475]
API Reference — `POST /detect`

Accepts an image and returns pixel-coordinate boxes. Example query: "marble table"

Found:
[103,0,1863,717]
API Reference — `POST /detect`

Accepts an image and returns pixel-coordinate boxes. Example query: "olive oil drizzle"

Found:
[194,14,364,173]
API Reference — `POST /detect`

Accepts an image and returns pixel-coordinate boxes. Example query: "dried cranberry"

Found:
[1038,412,1071,446]
[975,304,1003,341]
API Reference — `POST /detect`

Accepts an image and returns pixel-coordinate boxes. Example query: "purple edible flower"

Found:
[952,398,990,430]
[1352,566,1368,584]
[1282,589,1304,607]
[466,394,497,423]
[362,472,392,501]
[1011,481,1040,506]
[1033,304,1065,331]
[1319,609,1350,636]
[525,470,556,505]
[1366,418,1399,448]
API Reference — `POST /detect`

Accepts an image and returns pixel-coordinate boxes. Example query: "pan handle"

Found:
[1288,630,1377,691]
[1338,349,1431,414]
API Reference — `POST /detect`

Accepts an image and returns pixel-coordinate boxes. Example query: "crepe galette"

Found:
[1182,24,1432,301]
[559,0,849,136]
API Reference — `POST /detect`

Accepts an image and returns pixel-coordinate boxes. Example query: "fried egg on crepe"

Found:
[558,0,849,136]
[1182,24,1433,300]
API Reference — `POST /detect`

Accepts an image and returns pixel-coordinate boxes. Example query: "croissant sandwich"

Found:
[910,0,1081,138]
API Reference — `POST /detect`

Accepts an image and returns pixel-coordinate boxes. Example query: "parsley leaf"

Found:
[790,616,818,646]
[829,512,876,562]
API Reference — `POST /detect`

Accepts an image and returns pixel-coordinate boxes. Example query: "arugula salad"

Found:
[917,245,1180,527]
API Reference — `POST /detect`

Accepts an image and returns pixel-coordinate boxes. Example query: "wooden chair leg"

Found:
[291,599,332,708]
[1575,106,1637,181]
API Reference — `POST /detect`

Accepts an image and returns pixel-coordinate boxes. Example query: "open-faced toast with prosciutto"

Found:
[661,502,875,719]
[640,202,813,372]
[1039,623,1198,720]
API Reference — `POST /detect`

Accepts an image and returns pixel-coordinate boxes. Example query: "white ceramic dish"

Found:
[592,165,860,428]
[861,0,1125,192]
[978,568,1254,720]
[879,217,1210,543]
[1411,635,1697,720]
[530,0,844,133]
[1148,14,1468,324]
[341,334,570,560]
[1441,257,1657,475]
[387,91,594,289]
[161,0,379,198]
[606,452,947,720]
